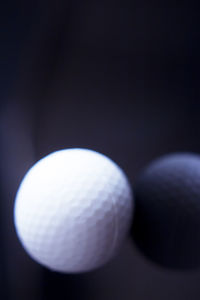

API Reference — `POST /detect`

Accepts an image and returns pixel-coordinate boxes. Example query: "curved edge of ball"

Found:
[14,148,134,273]
[131,152,200,270]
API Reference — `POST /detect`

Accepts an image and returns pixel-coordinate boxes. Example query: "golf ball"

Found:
[132,153,200,269]
[14,148,133,273]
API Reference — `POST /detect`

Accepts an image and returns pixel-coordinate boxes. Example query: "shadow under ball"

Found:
[132,153,200,270]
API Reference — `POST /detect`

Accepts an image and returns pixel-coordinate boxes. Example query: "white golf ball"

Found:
[14,148,133,273]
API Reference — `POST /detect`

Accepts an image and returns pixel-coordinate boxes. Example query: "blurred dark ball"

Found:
[132,153,200,269]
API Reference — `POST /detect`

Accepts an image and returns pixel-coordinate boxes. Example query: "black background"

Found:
[1,1,200,299]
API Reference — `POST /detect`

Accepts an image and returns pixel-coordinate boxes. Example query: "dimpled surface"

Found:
[14,148,133,273]
[132,153,200,269]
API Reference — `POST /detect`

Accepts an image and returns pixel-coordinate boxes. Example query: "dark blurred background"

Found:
[0,0,200,299]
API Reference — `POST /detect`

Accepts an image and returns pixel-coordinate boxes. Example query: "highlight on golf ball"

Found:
[14,148,133,273]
